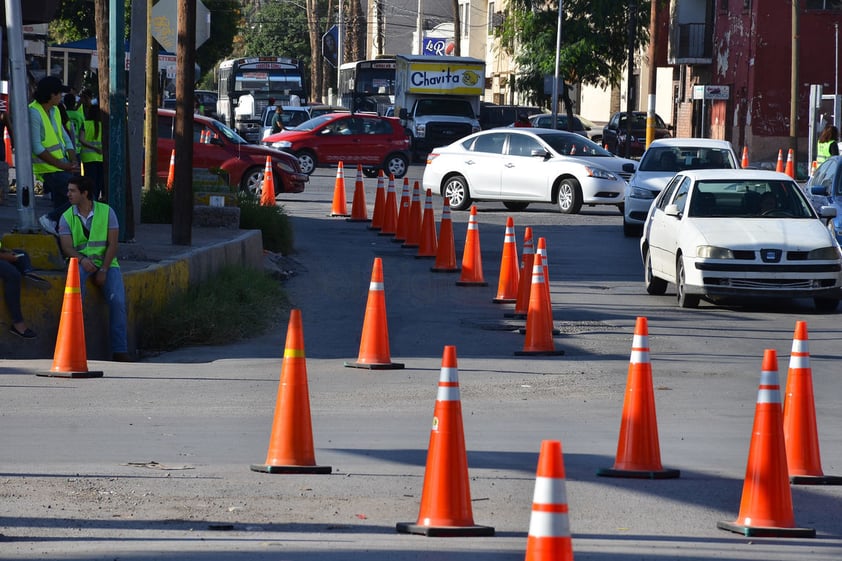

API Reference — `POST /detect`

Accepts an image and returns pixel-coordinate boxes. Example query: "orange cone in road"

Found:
[431,198,459,273]
[329,161,350,217]
[810,160,818,177]
[345,258,404,370]
[775,149,784,173]
[456,206,488,286]
[369,171,386,230]
[784,148,795,179]
[166,148,175,190]
[718,349,816,537]
[394,177,412,243]
[379,174,399,236]
[493,217,520,303]
[396,346,495,537]
[4,127,12,167]
[402,181,423,248]
[251,309,332,474]
[524,440,574,561]
[416,188,438,258]
[741,146,749,169]
[259,156,276,206]
[515,253,564,356]
[783,321,842,485]
[348,164,370,222]
[510,227,534,319]
[536,237,551,307]
[598,317,678,478]
[38,258,103,379]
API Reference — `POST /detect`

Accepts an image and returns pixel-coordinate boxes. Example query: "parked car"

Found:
[602,111,671,157]
[640,169,841,311]
[259,106,312,140]
[422,128,636,214]
[805,155,842,242]
[262,112,411,178]
[155,109,308,197]
[307,104,350,119]
[623,138,739,236]
[528,113,601,142]
[479,104,543,129]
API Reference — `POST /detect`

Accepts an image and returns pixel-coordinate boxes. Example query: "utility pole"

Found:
[174,0,197,245]
[625,0,637,159]
[144,0,159,193]
[109,0,127,240]
[790,0,799,169]
[645,0,658,148]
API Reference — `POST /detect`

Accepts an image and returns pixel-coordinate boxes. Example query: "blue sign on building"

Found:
[422,37,455,57]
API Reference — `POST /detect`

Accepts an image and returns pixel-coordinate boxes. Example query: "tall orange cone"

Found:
[402,181,423,248]
[597,317,678,478]
[810,160,818,177]
[515,253,564,356]
[329,161,350,217]
[4,127,13,167]
[784,148,795,178]
[250,309,332,474]
[348,164,370,222]
[509,227,534,319]
[378,174,399,236]
[369,170,386,230]
[741,146,749,169]
[38,258,103,378]
[415,188,438,258]
[344,258,404,370]
[393,177,412,243]
[259,156,276,206]
[396,345,495,537]
[166,148,175,190]
[775,149,784,173]
[783,321,842,485]
[493,217,520,303]
[456,206,488,286]
[431,198,459,273]
[524,440,574,561]
[718,349,816,537]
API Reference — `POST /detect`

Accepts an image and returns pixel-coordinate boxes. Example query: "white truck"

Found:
[394,55,485,161]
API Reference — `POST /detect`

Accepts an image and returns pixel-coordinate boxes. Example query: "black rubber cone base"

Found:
[346,217,371,223]
[344,360,405,370]
[430,267,460,273]
[250,464,332,474]
[791,473,842,485]
[717,520,815,538]
[597,467,680,479]
[37,370,104,378]
[492,297,516,303]
[396,521,495,537]
[455,281,488,287]
[378,231,396,237]
[328,212,351,217]
[514,349,565,356]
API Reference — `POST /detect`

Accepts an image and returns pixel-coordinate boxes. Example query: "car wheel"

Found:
[240,166,264,196]
[503,201,530,211]
[623,220,641,238]
[384,153,409,179]
[443,175,471,210]
[676,257,700,308]
[814,297,840,313]
[643,247,667,295]
[296,150,317,175]
[557,178,582,214]
[362,168,379,178]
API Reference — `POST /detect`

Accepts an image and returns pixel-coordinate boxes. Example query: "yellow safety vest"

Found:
[29,101,67,176]
[817,140,834,164]
[62,202,119,269]
[79,120,103,164]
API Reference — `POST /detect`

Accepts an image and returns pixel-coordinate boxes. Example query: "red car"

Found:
[156,109,307,196]
[262,112,411,178]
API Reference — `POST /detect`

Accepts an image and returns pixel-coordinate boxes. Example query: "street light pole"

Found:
[551,1,562,130]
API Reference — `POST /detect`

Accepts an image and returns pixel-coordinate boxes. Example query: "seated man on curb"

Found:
[57,175,131,362]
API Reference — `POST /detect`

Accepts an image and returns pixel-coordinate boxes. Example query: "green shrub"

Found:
[141,184,174,224]
[237,193,294,255]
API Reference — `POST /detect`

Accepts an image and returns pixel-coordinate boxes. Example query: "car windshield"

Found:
[688,179,817,218]
[640,147,736,172]
[416,99,474,118]
[536,132,613,157]
[210,119,248,145]
[619,114,665,129]
[291,114,336,132]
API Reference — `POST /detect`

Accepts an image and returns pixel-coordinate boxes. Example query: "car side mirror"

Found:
[622,162,636,173]
[811,184,830,197]
[530,148,550,159]
[209,136,224,146]
[399,108,408,120]
[665,203,681,217]
[820,205,837,218]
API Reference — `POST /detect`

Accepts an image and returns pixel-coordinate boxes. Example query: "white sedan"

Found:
[640,169,842,311]
[422,128,636,214]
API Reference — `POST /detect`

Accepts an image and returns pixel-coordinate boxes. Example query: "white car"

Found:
[422,128,636,214]
[259,106,312,140]
[640,169,842,311]
[623,138,739,237]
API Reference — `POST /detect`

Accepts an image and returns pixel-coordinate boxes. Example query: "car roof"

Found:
[158,108,213,123]
[646,138,734,149]
[676,168,795,181]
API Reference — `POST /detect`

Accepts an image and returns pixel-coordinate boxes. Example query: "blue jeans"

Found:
[42,170,72,222]
[78,265,128,354]
[0,259,23,323]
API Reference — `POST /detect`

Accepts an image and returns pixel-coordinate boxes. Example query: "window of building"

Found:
[806,0,842,8]
[461,3,470,37]
[488,2,495,34]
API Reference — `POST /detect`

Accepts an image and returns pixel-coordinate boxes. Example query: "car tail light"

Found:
[426,152,440,165]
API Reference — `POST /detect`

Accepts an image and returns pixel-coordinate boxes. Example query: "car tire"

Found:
[503,201,530,211]
[296,150,317,175]
[814,297,840,313]
[557,178,582,214]
[676,257,700,308]
[362,168,379,178]
[443,175,471,210]
[384,153,409,179]
[623,220,641,238]
[643,247,667,295]
[240,166,265,196]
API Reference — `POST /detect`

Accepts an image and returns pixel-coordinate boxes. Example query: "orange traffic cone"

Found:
[348,164,370,222]
[524,440,574,561]
[717,349,816,537]
[369,171,386,230]
[509,227,534,319]
[431,198,459,273]
[402,181,423,248]
[775,149,784,173]
[329,161,350,217]
[598,317,678,478]
[344,257,404,370]
[378,174,399,236]
[396,345,495,537]
[456,206,488,286]
[393,177,412,243]
[250,309,332,474]
[783,321,842,485]
[37,258,103,378]
[4,127,13,167]
[166,148,175,190]
[810,160,818,177]
[784,148,795,178]
[259,156,276,206]
[741,146,749,169]
[415,188,438,258]
[493,217,520,303]
[515,253,564,356]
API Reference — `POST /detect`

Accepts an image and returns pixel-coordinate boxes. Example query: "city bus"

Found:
[338,58,396,115]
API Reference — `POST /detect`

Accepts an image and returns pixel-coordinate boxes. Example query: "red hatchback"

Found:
[156,109,307,196]
[262,113,411,178]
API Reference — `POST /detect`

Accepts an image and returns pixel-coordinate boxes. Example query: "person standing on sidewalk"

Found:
[57,175,130,362]
[816,125,839,165]
[78,102,104,201]
[29,76,80,235]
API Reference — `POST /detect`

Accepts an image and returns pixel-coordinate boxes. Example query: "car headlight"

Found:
[629,186,656,199]
[807,246,841,260]
[415,124,426,138]
[697,245,734,259]
[584,166,617,181]
[271,141,292,149]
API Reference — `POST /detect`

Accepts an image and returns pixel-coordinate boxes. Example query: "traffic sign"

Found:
[151,0,211,52]
[322,25,338,68]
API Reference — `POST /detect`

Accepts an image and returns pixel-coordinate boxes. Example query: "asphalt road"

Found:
[2,164,842,560]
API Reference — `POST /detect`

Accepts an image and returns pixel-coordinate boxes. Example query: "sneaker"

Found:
[38,214,58,236]
[9,325,36,338]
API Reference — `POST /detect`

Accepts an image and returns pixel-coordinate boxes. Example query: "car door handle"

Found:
[465,159,476,165]
[505,162,515,168]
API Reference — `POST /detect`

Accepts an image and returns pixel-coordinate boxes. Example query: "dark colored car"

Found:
[262,112,411,178]
[156,109,308,197]
[602,111,672,158]
[479,104,543,129]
